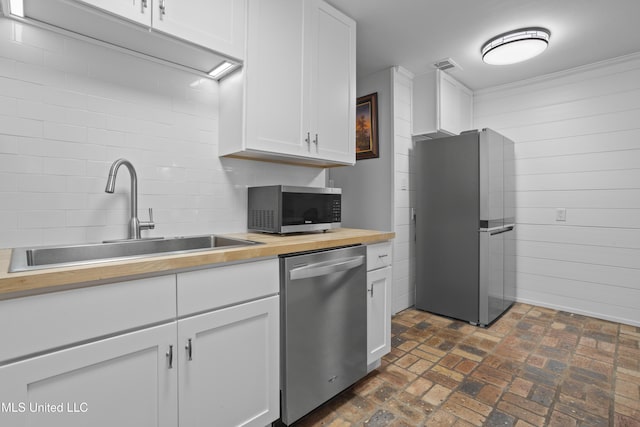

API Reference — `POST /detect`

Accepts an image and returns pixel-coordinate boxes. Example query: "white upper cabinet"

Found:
[150,0,246,60]
[308,0,356,164]
[412,69,473,138]
[76,0,245,60]
[4,0,245,73]
[219,0,356,167]
[76,0,151,26]
[241,0,306,159]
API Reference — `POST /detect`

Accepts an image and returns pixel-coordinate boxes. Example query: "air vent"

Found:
[433,58,462,72]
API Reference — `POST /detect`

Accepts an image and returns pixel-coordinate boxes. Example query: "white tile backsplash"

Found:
[0,95,16,115]
[0,172,18,191]
[0,18,325,248]
[0,212,17,231]
[0,115,43,138]
[18,174,67,192]
[0,75,43,101]
[18,210,67,229]
[0,153,43,174]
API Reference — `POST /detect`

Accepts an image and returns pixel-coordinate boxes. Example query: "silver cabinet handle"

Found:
[313,133,318,145]
[185,338,193,361]
[368,286,374,297]
[141,0,148,13]
[166,345,173,369]
[289,255,365,280]
[378,254,389,259]
[159,0,166,19]
[305,132,311,148]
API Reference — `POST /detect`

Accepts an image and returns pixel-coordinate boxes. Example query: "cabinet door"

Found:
[367,266,392,365]
[307,0,356,164]
[438,70,473,135]
[438,71,460,135]
[458,82,473,133]
[76,0,151,26]
[0,323,177,427]
[178,296,279,427]
[244,0,307,158]
[152,0,246,60]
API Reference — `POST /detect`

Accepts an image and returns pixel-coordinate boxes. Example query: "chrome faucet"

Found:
[105,158,155,240]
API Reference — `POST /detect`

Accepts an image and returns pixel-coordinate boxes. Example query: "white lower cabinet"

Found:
[0,259,280,427]
[178,296,279,427]
[366,242,393,368]
[367,265,392,365]
[175,258,281,426]
[0,323,178,427]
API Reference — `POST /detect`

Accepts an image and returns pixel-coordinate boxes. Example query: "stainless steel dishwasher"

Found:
[279,245,367,426]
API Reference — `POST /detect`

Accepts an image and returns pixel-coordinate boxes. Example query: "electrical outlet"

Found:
[555,208,567,222]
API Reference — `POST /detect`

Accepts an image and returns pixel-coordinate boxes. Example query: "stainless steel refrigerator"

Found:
[415,128,516,326]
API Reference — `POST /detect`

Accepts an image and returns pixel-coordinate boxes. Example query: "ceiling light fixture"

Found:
[481,27,550,65]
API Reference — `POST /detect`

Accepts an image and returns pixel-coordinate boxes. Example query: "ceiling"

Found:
[326,0,640,90]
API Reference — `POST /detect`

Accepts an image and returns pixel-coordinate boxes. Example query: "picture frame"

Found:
[356,92,379,160]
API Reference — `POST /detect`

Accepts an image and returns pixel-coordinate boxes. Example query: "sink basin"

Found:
[9,235,261,272]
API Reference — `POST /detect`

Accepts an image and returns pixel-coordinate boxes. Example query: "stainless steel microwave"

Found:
[247,185,341,234]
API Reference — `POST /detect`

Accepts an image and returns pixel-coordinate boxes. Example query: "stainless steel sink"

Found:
[9,235,261,272]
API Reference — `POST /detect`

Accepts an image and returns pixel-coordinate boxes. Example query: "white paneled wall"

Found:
[392,67,415,313]
[0,18,325,248]
[474,53,640,326]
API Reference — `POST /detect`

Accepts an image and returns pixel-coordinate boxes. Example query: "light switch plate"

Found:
[556,208,567,222]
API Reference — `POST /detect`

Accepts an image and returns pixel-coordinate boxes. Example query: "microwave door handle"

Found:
[289,256,365,281]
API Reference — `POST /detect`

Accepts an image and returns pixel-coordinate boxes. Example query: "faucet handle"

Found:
[140,208,155,231]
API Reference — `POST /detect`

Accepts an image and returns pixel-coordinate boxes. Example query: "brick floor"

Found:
[292,303,640,426]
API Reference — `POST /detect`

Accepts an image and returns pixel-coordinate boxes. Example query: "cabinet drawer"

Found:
[177,258,279,317]
[0,275,176,364]
[367,241,393,271]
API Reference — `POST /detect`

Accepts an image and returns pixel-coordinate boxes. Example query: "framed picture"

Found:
[356,92,379,160]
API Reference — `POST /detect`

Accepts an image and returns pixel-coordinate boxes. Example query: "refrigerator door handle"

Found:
[480,225,503,233]
[490,225,515,236]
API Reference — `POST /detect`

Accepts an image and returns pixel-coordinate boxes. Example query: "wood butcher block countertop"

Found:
[0,228,394,298]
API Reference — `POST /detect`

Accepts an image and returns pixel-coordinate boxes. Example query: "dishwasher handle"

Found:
[289,255,365,281]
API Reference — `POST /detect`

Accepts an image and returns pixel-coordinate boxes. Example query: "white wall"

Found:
[329,68,393,232]
[474,53,640,327]
[0,18,325,248]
